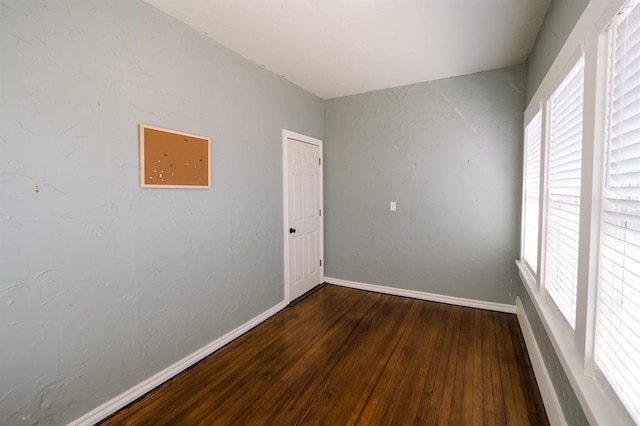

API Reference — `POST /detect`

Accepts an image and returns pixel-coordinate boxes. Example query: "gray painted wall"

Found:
[324,66,525,305]
[521,0,591,422]
[526,0,590,103]
[0,1,323,424]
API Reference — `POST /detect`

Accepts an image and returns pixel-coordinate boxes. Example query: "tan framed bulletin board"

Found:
[139,124,211,188]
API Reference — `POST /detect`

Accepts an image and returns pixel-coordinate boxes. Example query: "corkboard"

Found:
[139,124,210,188]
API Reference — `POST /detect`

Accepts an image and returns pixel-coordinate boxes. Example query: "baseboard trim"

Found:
[516,297,566,426]
[324,277,516,314]
[68,300,288,426]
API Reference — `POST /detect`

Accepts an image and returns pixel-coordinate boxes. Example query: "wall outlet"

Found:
[390,201,396,211]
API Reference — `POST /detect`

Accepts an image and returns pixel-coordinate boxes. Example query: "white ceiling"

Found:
[144,0,550,99]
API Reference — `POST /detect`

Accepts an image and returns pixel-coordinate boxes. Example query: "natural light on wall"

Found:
[545,56,585,330]
[595,2,640,422]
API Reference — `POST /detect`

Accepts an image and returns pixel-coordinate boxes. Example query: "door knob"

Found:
[289,228,296,234]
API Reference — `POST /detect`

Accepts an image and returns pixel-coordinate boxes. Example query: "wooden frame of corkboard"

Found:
[139,124,211,188]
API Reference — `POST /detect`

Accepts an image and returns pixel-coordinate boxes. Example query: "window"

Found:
[523,111,542,275]
[544,57,585,329]
[517,0,640,423]
[595,3,640,422]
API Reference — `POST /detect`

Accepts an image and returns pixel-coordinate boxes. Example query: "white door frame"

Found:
[282,129,324,304]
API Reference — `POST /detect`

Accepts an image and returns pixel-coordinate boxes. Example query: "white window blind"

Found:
[595,3,640,423]
[523,112,542,275]
[545,57,585,329]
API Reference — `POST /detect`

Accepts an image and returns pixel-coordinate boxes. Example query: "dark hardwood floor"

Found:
[101,284,548,425]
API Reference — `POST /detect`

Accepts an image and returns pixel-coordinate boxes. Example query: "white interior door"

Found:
[285,132,323,301]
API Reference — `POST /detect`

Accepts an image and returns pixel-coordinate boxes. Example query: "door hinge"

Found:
[320,259,322,266]
[319,209,322,216]
[319,158,321,166]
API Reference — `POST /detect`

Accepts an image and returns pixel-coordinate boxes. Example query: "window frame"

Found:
[593,5,640,421]
[544,54,586,331]
[517,0,638,423]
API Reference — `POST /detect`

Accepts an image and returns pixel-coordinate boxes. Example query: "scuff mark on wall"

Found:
[8,33,32,46]
[59,124,77,135]
[433,84,479,135]
[39,291,66,307]
[433,84,467,120]
[510,82,523,94]
[0,387,20,404]
[1,282,29,292]
[33,268,62,281]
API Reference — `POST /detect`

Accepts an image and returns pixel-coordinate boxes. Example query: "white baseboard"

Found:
[67,300,288,426]
[324,276,516,313]
[516,297,566,426]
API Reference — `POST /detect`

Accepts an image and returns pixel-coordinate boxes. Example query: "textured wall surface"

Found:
[525,0,590,103]
[0,1,323,424]
[324,66,525,305]
[519,290,589,424]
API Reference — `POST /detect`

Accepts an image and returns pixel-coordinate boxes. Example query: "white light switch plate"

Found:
[390,201,396,211]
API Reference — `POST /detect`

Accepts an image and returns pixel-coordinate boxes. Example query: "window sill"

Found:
[515,260,632,426]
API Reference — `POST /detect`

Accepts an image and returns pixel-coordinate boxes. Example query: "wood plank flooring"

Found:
[101,284,548,425]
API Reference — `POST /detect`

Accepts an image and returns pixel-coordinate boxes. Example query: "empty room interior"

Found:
[2,0,640,424]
